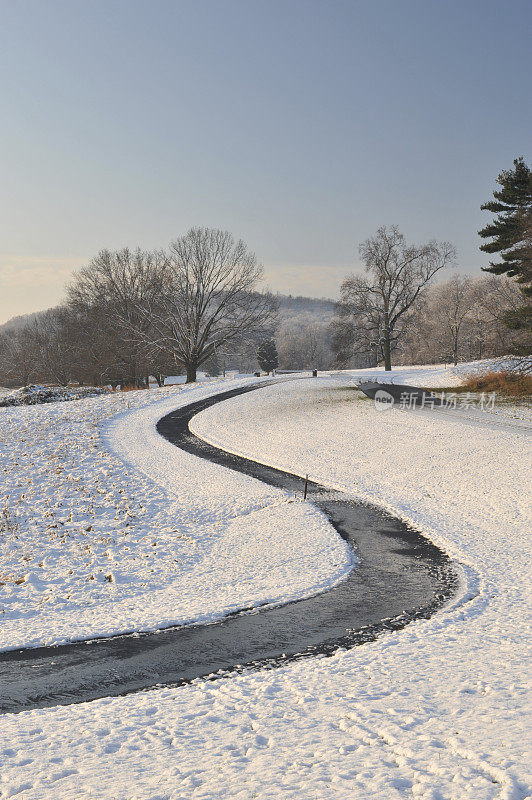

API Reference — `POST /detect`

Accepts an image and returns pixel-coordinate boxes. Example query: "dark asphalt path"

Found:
[0,380,458,714]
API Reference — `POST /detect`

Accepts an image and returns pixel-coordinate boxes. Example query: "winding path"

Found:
[0,381,458,714]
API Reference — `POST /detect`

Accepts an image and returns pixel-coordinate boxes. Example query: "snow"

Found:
[0,377,351,651]
[331,362,466,388]
[163,372,208,385]
[333,357,531,390]
[0,364,530,799]
[452,355,532,377]
[0,384,107,407]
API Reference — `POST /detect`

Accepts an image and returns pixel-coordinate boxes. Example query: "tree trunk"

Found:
[185,363,197,383]
[383,334,392,371]
[382,305,392,371]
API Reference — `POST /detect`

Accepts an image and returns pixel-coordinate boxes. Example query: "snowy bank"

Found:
[0,384,107,407]
[0,377,351,650]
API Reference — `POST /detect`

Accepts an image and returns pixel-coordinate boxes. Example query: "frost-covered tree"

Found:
[397,274,528,365]
[336,226,456,370]
[139,228,276,383]
[276,314,333,370]
[428,274,473,365]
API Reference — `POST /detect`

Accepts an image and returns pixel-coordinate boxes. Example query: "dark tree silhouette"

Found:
[257,338,279,373]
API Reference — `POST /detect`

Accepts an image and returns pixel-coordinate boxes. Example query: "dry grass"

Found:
[424,370,531,398]
[460,369,532,397]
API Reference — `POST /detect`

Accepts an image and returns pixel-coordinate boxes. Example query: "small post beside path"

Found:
[303,474,309,500]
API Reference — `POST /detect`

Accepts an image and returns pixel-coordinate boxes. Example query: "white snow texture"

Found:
[0,364,530,800]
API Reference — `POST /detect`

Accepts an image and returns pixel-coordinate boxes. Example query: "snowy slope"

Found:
[0,365,530,800]
[0,377,351,650]
[330,357,530,389]
[330,361,466,387]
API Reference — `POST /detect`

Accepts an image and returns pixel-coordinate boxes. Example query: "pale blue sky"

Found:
[1,0,531,322]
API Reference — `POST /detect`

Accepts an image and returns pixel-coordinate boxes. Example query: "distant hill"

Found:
[0,294,338,335]
[0,311,43,333]
[275,294,336,322]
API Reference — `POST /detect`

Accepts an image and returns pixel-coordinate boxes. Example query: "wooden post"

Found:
[303,474,308,500]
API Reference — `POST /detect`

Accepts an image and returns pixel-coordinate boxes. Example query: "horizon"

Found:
[1,0,531,323]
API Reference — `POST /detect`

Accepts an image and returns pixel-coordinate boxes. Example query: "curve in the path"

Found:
[0,381,458,714]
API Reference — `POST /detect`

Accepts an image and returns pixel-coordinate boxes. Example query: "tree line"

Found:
[332,156,531,370]
[0,228,277,388]
[332,270,526,369]
[0,158,530,387]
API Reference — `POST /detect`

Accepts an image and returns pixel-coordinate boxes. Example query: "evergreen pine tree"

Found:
[257,339,279,373]
[479,156,532,294]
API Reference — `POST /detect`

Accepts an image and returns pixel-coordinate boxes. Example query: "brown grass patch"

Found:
[118,385,148,392]
[460,369,532,397]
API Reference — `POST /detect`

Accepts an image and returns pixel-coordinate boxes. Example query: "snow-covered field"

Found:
[0,385,107,407]
[330,361,532,420]
[0,377,350,650]
[0,364,530,800]
[331,361,467,388]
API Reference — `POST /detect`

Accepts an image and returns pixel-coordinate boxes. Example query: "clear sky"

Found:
[1,0,531,323]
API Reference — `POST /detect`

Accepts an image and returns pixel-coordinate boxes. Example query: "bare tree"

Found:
[467,274,530,358]
[0,327,38,387]
[139,228,276,382]
[428,274,473,365]
[336,226,456,370]
[398,274,528,365]
[28,307,80,386]
[68,248,169,386]
[277,313,334,370]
